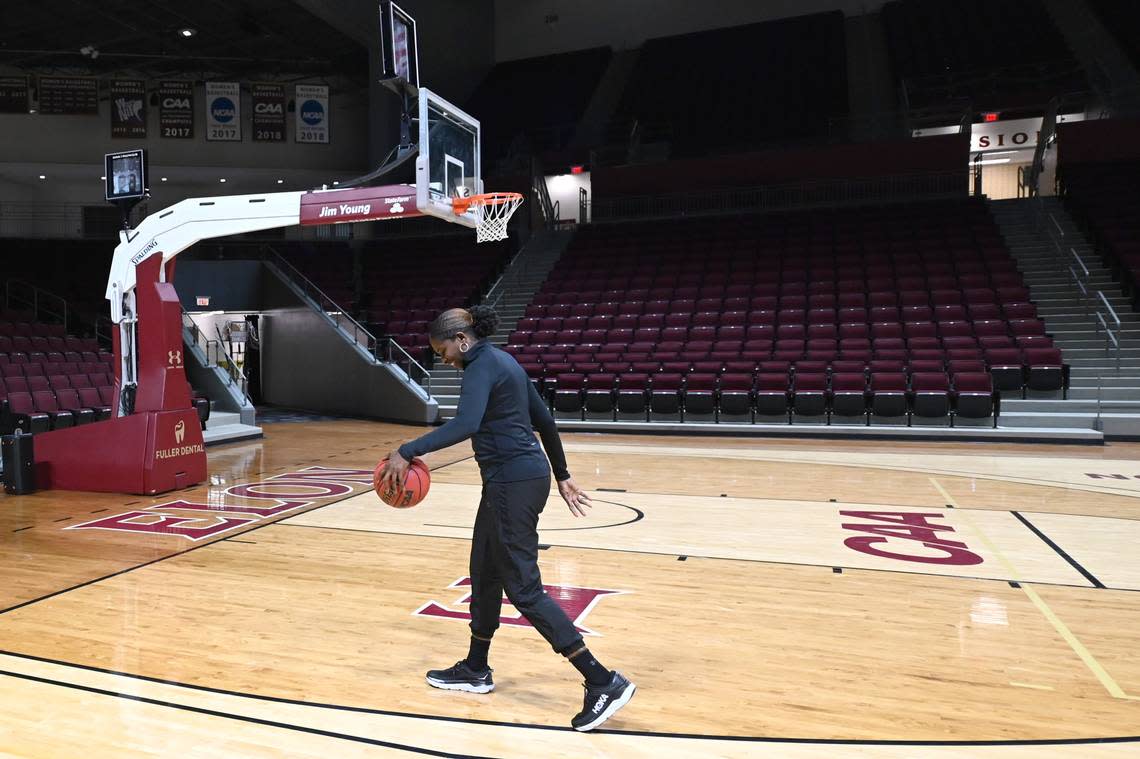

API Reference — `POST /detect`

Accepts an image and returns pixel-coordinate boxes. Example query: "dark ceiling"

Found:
[0,0,369,84]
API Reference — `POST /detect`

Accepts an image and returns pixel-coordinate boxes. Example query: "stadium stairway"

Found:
[181,311,262,445]
[258,256,436,423]
[990,197,1140,437]
[424,228,574,420]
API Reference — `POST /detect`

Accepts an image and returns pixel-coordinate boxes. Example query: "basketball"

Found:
[373,457,431,508]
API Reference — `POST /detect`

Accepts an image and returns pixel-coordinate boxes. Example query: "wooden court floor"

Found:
[1,420,1139,757]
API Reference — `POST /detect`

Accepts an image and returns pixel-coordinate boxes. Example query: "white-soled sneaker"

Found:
[425,660,494,694]
[571,671,636,731]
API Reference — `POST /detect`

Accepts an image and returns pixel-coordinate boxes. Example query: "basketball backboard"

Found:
[416,87,481,229]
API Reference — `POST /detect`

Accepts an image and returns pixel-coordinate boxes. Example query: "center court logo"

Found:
[414,577,627,636]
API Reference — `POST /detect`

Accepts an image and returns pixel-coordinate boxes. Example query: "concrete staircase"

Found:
[202,404,263,446]
[988,197,1140,436]
[423,229,574,420]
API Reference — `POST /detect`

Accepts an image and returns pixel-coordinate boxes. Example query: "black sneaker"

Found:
[425,660,494,694]
[571,671,636,731]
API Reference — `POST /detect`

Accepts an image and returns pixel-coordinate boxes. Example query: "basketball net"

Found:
[452,192,524,243]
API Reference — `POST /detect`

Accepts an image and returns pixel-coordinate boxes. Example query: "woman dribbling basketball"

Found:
[381,305,635,731]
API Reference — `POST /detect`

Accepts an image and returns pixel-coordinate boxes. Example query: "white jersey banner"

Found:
[295,84,329,144]
[205,81,241,142]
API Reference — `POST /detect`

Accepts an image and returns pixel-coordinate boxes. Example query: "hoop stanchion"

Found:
[453,192,524,243]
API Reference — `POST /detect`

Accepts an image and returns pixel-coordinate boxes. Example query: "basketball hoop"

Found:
[452,192,524,243]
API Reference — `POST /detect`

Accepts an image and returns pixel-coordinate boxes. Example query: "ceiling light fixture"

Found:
[38,175,46,180]
[178,27,196,38]
[219,178,227,183]
[161,177,168,182]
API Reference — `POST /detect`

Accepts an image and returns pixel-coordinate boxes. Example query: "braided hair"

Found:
[429,306,500,342]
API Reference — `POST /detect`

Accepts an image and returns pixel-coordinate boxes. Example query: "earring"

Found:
[459,342,469,353]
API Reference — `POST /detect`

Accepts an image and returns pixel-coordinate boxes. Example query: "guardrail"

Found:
[1094,290,1122,371]
[260,245,432,396]
[4,279,69,331]
[181,311,250,400]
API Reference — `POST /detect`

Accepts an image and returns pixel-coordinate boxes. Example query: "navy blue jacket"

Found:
[398,341,570,483]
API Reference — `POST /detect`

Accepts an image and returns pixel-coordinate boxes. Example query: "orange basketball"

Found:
[373,457,431,508]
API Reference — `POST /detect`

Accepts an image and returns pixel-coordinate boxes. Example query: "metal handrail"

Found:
[1069,266,1088,300]
[383,338,432,397]
[1070,247,1088,278]
[484,252,527,311]
[260,245,432,396]
[1095,311,1121,371]
[94,314,115,351]
[4,279,69,331]
[182,311,223,368]
[1098,291,1121,328]
[212,322,250,397]
[263,246,378,353]
[1049,213,1064,237]
[1094,291,1122,372]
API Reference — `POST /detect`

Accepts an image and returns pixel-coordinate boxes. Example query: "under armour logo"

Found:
[592,694,609,714]
[174,420,185,444]
[168,350,182,366]
[390,202,404,213]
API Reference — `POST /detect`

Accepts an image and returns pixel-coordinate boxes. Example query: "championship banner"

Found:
[0,76,30,114]
[205,81,241,141]
[158,81,193,139]
[109,80,146,138]
[251,83,286,142]
[38,76,98,115]
[295,84,329,144]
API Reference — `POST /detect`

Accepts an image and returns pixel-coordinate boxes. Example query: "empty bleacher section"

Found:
[1055,118,1140,300]
[357,236,512,359]
[603,12,848,158]
[0,306,120,434]
[467,47,612,163]
[276,241,356,315]
[1061,159,1140,300]
[0,239,114,333]
[268,236,512,362]
[881,0,1086,110]
[503,197,1068,426]
[587,132,968,219]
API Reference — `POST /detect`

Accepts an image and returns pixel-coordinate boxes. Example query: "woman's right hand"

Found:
[379,450,411,491]
[558,477,593,518]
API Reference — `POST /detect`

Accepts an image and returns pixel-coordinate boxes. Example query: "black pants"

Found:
[468,475,583,654]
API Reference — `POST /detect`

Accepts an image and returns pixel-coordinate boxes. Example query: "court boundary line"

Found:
[931,478,1140,703]
[0,667,490,758]
[558,442,1140,498]
[0,650,1137,746]
[272,522,1129,592]
[1010,511,1106,589]
[425,480,1140,525]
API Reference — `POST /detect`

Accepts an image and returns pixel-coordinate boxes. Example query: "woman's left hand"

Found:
[558,477,593,518]
[379,450,411,491]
